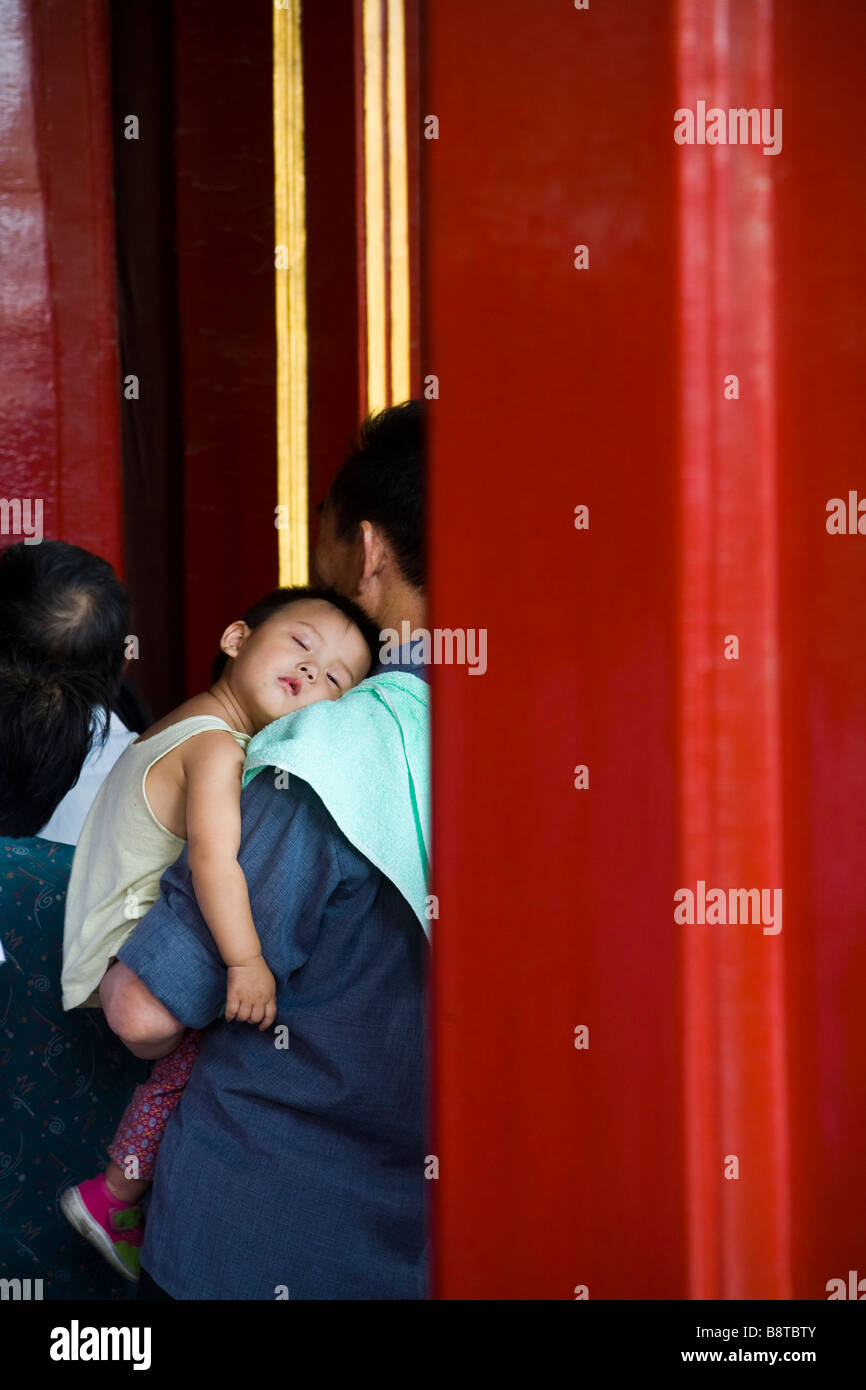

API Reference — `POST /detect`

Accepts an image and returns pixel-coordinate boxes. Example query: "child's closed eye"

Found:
[291,632,343,689]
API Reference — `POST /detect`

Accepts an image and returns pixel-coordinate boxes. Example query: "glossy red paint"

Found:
[774,0,866,1301]
[676,0,789,1300]
[427,0,866,1299]
[0,0,121,570]
[427,0,684,1298]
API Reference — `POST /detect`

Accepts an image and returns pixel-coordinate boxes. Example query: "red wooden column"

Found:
[427,0,685,1299]
[774,0,866,1300]
[303,0,362,518]
[173,0,277,692]
[676,0,789,1300]
[428,0,866,1300]
[0,0,121,570]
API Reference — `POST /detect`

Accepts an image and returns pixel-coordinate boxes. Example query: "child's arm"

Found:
[182,732,277,1031]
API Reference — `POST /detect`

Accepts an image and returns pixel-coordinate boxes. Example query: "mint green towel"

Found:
[242,672,431,938]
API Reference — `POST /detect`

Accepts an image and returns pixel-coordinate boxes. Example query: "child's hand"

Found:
[225,954,277,1031]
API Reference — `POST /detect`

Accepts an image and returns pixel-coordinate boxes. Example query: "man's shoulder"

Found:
[370,636,430,683]
[370,660,429,683]
[240,764,352,857]
[239,763,400,897]
[241,763,326,820]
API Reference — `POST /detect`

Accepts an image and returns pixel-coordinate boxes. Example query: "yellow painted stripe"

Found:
[273,0,308,584]
[363,0,388,413]
[387,0,410,403]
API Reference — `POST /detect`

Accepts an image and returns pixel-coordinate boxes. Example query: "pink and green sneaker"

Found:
[60,1174,143,1282]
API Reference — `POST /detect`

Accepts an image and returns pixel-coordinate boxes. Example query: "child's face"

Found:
[222,598,372,730]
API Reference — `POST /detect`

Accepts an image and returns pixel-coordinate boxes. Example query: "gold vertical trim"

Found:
[274,0,308,584]
[363,0,388,413]
[387,0,410,402]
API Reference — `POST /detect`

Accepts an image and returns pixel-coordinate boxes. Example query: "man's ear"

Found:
[359,521,388,582]
[219,620,250,662]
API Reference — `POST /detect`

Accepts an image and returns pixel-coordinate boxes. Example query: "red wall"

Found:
[428,0,866,1299]
[173,0,277,694]
[0,0,121,570]
[775,0,866,1298]
[304,0,361,526]
[427,0,685,1298]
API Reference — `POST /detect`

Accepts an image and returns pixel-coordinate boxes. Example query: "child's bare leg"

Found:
[104,1157,150,1204]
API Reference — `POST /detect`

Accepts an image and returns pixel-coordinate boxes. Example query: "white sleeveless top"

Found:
[61,716,250,1010]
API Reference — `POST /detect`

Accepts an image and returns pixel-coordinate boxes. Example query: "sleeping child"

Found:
[60,586,379,1280]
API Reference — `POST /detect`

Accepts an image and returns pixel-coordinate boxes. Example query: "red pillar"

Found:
[774,0,866,1300]
[428,0,866,1299]
[0,0,121,571]
[428,0,685,1299]
[676,0,789,1300]
[173,0,277,693]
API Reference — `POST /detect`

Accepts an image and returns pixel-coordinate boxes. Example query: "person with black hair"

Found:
[313,399,426,665]
[60,586,377,1281]
[0,539,150,842]
[0,660,115,839]
[0,538,154,1298]
[98,402,431,1301]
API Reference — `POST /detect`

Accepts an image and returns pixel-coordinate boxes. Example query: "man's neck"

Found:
[375,587,427,638]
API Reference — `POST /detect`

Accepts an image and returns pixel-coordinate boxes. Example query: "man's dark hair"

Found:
[327,399,425,589]
[210,585,382,683]
[0,659,112,837]
[0,540,130,694]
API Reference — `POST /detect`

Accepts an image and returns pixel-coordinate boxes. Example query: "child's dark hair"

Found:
[209,586,382,684]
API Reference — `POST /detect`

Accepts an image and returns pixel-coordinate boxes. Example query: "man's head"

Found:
[0,539,130,695]
[211,587,381,732]
[312,400,425,627]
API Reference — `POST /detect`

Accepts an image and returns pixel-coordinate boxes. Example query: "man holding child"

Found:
[99,401,430,1300]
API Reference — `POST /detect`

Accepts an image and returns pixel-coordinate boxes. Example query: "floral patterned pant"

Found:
[107,1028,203,1181]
